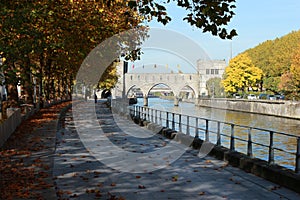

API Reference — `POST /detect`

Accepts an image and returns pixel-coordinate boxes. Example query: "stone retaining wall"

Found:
[196,98,300,119]
[0,99,71,148]
[0,108,22,147]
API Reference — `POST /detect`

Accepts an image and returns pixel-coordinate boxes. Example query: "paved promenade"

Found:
[1,100,300,199]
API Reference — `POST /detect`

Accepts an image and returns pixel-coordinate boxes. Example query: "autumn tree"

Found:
[245,30,300,92]
[0,0,238,106]
[0,1,142,106]
[222,53,263,94]
[279,43,300,99]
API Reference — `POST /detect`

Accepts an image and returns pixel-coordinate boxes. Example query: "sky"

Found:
[126,0,300,73]
[144,0,300,61]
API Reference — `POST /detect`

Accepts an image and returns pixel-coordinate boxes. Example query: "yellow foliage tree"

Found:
[222,53,263,93]
[290,45,300,86]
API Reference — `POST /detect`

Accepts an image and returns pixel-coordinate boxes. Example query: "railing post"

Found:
[134,106,137,117]
[172,113,175,130]
[141,107,144,119]
[147,107,150,121]
[230,124,235,151]
[268,131,275,165]
[166,112,169,128]
[216,121,221,146]
[186,116,190,135]
[247,128,253,158]
[151,108,154,122]
[179,114,182,132]
[132,106,135,117]
[195,118,199,138]
[129,106,133,117]
[155,109,158,124]
[296,137,300,173]
[159,110,162,125]
[205,119,209,142]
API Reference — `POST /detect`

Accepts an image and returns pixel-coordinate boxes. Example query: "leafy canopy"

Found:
[222,53,263,93]
[129,0,237,39]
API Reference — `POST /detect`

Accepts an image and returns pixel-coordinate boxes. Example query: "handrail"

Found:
[130,105,300,173]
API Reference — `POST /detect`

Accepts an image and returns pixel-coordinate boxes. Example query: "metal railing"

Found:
[130,105,300,173]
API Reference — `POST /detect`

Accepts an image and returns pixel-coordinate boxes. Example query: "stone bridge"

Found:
[115,73,200,106]
[112,60,226,106]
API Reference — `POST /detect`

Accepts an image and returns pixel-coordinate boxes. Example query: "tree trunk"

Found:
[7,83,18,107]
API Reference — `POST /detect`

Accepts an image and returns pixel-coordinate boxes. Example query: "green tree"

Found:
[98,62,119,90]
[222,53,263,94]
[206,77,224,97]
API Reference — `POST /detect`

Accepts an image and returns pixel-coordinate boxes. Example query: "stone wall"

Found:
[0,108,22,147]
[196,98,300,119]
[0,99,71,147]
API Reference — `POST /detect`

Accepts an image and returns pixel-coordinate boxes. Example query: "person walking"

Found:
[94,93,97,103]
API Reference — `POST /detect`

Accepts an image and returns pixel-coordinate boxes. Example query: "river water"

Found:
[136,97,300,170]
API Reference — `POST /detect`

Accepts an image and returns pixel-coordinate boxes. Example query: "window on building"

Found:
[215,69,219,75]
[206,69,210,74]
[211,69,214,75]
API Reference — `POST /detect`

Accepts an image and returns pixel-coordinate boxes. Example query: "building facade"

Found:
[197,59,226,96]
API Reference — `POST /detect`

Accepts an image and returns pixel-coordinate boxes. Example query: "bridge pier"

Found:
[143,96,148,106]
[174,96,179,106]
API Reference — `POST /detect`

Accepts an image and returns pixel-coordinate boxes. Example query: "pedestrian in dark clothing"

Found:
[94,93,97,103]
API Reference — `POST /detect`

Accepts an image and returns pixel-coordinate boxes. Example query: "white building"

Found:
[197,59,226,96]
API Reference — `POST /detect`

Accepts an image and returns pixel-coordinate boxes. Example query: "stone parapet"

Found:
[196,98,300,119]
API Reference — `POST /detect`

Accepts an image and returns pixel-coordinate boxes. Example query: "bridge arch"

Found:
[178,85,197,99]
[145,83,175,98]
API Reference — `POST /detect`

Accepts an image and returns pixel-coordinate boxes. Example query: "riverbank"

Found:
[196,98,300,119]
